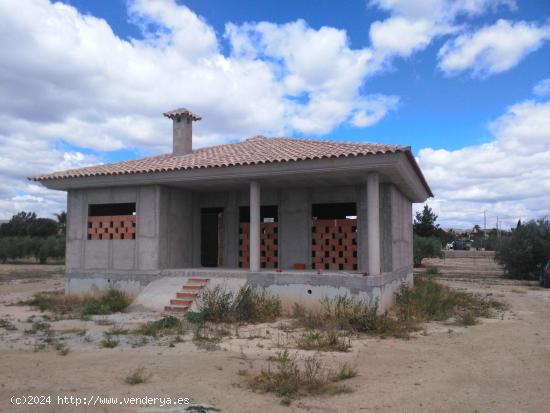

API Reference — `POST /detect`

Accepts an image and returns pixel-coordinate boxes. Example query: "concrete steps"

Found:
[164,277,209,314]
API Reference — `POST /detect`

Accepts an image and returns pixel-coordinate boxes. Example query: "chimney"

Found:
[163,108,202,155]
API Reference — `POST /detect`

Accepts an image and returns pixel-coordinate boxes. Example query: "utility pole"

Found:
[496,216,500,245]
[482,210,487,250]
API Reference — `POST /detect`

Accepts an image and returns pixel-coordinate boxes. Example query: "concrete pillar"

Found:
[249,181,261,272]
[367,173,381,276]
[223,191,239,268]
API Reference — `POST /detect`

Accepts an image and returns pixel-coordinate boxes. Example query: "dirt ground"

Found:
[0,264,549,413]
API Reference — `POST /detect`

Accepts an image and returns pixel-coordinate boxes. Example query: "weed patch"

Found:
[20,289,131,318]
[295,329,351,352]
[81,290,131,316]
[395,277,508,326]
[249,350,356,402]
[53,340,70,356]
[25,320,51,335]
[100,335,119,348]
[125,367,147,385]
[186,285,281,324]
[134,316,184,337]
[193,322,230,344]
[0,318,16,331]
[290,278,508,341]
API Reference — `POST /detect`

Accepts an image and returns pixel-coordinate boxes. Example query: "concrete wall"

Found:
[279,188,311,269]
[65,182,414,297]
[158,187,195,268]
[66,185,163,293]
[390,185,413,272]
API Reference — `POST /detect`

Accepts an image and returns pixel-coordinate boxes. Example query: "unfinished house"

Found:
[31,108,432,311]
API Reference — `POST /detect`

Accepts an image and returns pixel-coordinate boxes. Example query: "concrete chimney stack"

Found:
[163,108,202,156]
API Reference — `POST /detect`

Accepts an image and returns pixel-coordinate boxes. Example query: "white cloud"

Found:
[438,19,550,76]
[350,95,400,127]
[370,17,451,58]
[0,125,96,219]
[418,98,550,228]
[368,0,514,58]
[224,20,393,134]
[533,78,550,97]
[0,0,401,218]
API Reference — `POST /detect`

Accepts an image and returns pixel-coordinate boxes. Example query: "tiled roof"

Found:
[30,136,410,181]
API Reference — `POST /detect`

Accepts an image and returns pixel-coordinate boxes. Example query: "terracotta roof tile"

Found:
[29,136,409,181]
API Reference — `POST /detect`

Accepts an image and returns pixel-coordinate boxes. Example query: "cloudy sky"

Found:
[0,0,549,229]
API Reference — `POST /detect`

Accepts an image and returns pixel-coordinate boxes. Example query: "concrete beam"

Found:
[367,173,381,276]
[249,181,261,272]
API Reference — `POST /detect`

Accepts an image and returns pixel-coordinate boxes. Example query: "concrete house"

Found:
[31,108,432,311]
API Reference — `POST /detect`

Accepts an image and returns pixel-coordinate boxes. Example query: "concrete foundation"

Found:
[67,267,412,313]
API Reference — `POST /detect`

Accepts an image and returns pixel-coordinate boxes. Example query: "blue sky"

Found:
[0,0,549,228]
[62,0,550,153]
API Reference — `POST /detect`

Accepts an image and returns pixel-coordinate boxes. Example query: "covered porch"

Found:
[153,160,414,278]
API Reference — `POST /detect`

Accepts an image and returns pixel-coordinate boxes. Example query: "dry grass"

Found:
[19,289,131,319]
[249,350,357,403]
[186,285,281,324]
[100,335,119,348]
[193,322,230,344]
[295,329,351,352]
[125,367,147,385]
[290,277,508,341]
[0,318,16,331]
[134,316,184,337]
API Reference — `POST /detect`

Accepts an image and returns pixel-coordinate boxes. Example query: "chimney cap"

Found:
[163,108,202,121]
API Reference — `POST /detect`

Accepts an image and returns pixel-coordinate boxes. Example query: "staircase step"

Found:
[188,278,209,283]
[164,305,189,313]
[170,299,192,306]
[176,292,198,298]
[183,284,203,290]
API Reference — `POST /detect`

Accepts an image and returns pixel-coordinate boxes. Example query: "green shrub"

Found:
[292,296,404,337]
[135,316,183,337]
[0,235,65,263]
[100,335,119,348]
[249,350,356,401]
[234,286,281,323]
[291,278,507,340]
[186,285,281,324]
[0,318,17,331]
[413,235,442,267]
[495,219,550,280]
[295,329,351,352]
[456,310,478,326]
[21,289,130,318]
[81,289,130,316]
[395,277,508,326]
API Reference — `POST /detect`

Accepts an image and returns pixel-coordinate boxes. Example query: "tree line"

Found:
[413,205,550,280]
[0,211,66,263]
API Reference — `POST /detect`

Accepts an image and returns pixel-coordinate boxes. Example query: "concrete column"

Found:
[367,173,381,276]
[249,181,261,272]
[223,191,239,268]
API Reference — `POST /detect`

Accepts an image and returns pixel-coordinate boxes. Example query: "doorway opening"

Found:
[201,207,224,267]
